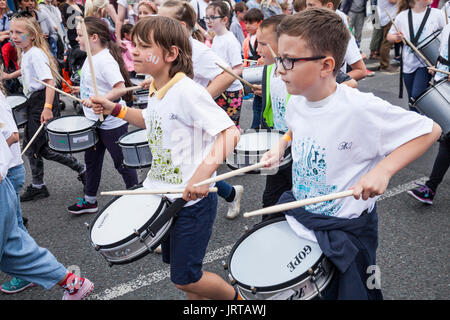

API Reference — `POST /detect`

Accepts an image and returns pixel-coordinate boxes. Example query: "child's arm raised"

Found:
[352,122,442,200]
[90,96,146,129]
[183,125,241,201]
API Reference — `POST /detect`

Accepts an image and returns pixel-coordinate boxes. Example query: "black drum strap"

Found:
[147,197,187,237]
[408,7,431,47]
[399,44,404,99]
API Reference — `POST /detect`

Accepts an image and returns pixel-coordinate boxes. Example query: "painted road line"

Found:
[89,176,427,300]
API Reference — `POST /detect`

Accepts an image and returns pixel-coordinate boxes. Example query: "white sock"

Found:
[32,184,44,189]
[84,195,97,204]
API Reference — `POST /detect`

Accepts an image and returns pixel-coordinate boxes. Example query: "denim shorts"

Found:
[161,192,218,285]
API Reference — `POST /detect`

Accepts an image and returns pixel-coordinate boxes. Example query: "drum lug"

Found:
[221,260,228,270]
[308,268,323,299]
[244,226,249,233]
[227,274,236,286]
[84,222,90,230]
[251,286,257,295]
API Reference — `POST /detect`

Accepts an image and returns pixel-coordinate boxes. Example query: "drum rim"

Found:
[89,185,167,249]
[227,216,327,293]
[6,94,28,108]
[417,29,442,49]
[234,128,286,155]
[118,128,149,147]
[414,79,449,105]
[46,115,97,134]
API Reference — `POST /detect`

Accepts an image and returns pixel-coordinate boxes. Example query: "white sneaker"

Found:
[154,245,162,254]
[226,185,244,220]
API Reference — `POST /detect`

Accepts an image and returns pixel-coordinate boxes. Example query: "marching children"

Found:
[261,8,441,299]
[90,16,241,300]
[386,0,445,112]
[1,14,86,202]
[66,16,138,215]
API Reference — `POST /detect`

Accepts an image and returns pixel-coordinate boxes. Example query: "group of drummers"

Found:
[0,0,449,301]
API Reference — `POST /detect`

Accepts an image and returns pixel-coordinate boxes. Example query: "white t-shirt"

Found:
[190,37,229,89]
[0,133,12,180]
[141,76,235,206]
[442,1,450,21]
[435,23,450,82]
[190,0,208,20]
[211,32,243,92]
[0,92,23,169]
[336,9,350,28]
[377,0,398,27]
[20,47,53,98]
[389,8,446,74]
[269,65,289,132]
[285,84,434,243]
[341,34,362,73]
[80,48,127,130]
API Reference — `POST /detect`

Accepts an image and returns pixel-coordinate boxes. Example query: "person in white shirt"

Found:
[158,0,245,220]
[1,14,86,202]
[206,1,244,126]
[387,0,445,112]
[261,9,441,299]
[66,16,138,215]
[90,15,242,300]
[305,0,368,81]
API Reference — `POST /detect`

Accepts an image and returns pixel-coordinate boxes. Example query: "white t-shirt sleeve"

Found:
[227,34,243,68]
[344,34,362,66]
[0,134,12,179]
[365,97,434,156]
[33,50,53,81]
[100,56,125,87]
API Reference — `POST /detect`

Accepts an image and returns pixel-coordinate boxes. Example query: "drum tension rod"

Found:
[135,229,154,253]
[308,267,323,299]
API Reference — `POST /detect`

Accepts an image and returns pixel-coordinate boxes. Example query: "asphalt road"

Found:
[0,26,448,301]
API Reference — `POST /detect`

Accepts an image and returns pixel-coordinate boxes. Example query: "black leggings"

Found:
[426,136,450,192]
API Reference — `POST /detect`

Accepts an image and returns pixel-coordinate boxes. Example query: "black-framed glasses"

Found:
[204,15,224,21]
[275,56,326,71]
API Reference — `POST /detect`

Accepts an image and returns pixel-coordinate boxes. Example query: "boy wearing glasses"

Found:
[261,8,441,299]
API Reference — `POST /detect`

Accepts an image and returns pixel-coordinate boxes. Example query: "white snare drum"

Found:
[417,30,441,66]
[89,190,186,265]
[226,129,292,174]
[242,65,264,85]
[413,79,450,135]
[118,129,152,168]
[6,94,28,127]
[227,217,334,300]
[46,115,98,153]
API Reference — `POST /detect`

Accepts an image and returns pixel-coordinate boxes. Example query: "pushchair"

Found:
[65,44,86,115]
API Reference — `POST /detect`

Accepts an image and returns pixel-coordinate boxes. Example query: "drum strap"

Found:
[147,197,187,238]
[437,32,450,66]
[408,7,431,47]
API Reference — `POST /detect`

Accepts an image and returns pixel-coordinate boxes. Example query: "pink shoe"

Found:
[62,278,94,300]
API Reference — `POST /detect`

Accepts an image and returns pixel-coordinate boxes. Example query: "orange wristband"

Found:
[282,133,291,143]
[117,106,128,119]
[44,103,53,110]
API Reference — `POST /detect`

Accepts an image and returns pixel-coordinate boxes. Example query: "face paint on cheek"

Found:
[145,53,159,65]
[20,34,30,42]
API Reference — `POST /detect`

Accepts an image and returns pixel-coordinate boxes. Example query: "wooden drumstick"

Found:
[243,190,355,218]
[193,161,270,187]
[46,62,73,91]
[21,122,45,156]
[267,43,278,59]
[33,78,83,103]
[101,187,219,196]
[80,19,104,122]
[445,5,448,25]
[384,9,433,68]
[428,67,450,76]
[215,62,258,90]
[243,59,258,63]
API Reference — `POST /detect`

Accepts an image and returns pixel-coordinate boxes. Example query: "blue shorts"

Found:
[161,192,218,285]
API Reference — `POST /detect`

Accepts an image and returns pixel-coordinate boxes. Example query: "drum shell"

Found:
[46,116,98,153]
[417,30,441,66]
[133,89,149,109]
[118,129,152,168]
[242,66,264,85]
[227,217,335,300]
[7,94,28,127]
[89,190,170,265]
[413,80,450,135]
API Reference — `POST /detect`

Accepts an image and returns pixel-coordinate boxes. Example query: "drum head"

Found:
[119,129,148,145]
[229,218,323,292]
[91,189,164,246]
[6,95,27,108]
[236,130,283,153]
[47,116,96,132]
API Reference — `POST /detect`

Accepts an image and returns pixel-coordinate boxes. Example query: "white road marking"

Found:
[89,177,427,300]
